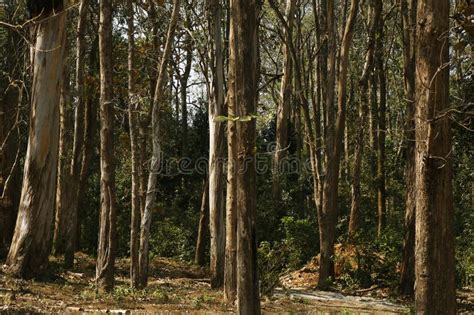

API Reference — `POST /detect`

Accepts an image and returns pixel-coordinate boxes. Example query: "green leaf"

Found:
[214,115,229,122]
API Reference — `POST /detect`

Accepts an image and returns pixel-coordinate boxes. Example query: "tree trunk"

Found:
[224,1,237,297]
[349,0,380,238]
[414,0,456,313]
[208,0,226,290]
[53,0,89,268]
[53,69,72,257]
[375,2,386,236]
[5,5,66,277]
[180,31,192,155]
[399,0,416,296]
[195,180,209,266]
[272,0,296,206]
[96,0,118,291]
[229,0,261,312]
[318,0,359,288]
[139,0,180,288]
[127,0,141,289]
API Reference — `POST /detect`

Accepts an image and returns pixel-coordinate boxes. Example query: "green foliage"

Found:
[149,218,195,261]
[258,216,319,295]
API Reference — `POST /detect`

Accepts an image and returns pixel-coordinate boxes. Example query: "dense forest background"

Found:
[0,0,473,313]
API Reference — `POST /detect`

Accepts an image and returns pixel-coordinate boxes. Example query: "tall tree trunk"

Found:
[375,2,386,236]
[5,4,66,277]
[195,180,208,266]
[399,0,416,296]
[53,0,89,268]
[96,0,118,291]
[414,0,456,313]
[127,0,141,289]
[224,1,237,297]
[207,0,226,290]
[180,31,192,155]
[53,69,72,257]
[139,0,180,288]
[272,0,296,206]
[229,0,261,312]
[318,0,359,288]
[349,0,380,238]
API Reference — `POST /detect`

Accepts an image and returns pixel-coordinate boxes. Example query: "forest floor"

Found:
[0,253,471,314]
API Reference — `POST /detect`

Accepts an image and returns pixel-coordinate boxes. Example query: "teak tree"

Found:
[414,0,456,312]
[96,0,118,291]
[228,0,261,312]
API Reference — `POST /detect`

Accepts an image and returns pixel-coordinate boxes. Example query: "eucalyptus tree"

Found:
[5,0,67,277]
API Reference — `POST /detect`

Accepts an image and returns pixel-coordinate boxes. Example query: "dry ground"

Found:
[0,252,467,314]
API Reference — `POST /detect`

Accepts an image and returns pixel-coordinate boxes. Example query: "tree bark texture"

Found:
[229,0,261,313]
[96,0,118,291]
[5,7,66,278]
[208,0,226,290]
[414,0,456,313]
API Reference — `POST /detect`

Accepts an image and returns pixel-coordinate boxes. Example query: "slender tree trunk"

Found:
[139,0,180,287]
[127,0,141,289]
[53,69,72,257]
[5,4,66,277]
[318,0,359,288]
[224,6,238,298]
[399,0,416,296]
[53,0,89,268]
[180,32,192,154]
[272,0,296,206]
[96,0,118,291]
[207,0,226,290]
[195,180,209,266]
[349,0,380,238]
[375,3,386,235]
[414,0,456,313]
[229,0,261,312]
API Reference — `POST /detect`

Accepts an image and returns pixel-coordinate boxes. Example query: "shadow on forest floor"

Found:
[0,252,469,314]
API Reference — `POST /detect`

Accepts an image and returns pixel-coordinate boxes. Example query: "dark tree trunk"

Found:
[229,0,261,312]
[414,0,456,312]
[399,0,416,296]
[96,0,118,291]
